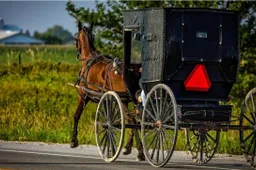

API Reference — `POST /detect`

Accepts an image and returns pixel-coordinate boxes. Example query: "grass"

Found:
[0,45,251,155]
[0,61,97,144]
[0,45,77,64]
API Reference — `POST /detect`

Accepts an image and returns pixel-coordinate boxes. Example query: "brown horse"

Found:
[71,22,144,160]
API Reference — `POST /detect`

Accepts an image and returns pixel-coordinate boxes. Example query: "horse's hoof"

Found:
[70,140,79,148]
[123,147,132,155]
[136,152,145,161]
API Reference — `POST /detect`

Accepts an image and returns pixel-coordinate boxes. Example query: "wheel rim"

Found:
[240,88,256,168]
[95,91,125,162]
[141,84,178,167]
[186,128,220,164]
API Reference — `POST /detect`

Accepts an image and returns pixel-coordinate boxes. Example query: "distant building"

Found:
[0,18,44,45]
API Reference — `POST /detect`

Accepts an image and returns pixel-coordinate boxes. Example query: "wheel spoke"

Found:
[112,118,121,125]
[162,124,176,129]
[156,132,161,163]
[243,131,254,144]
[145,108,157,121]
[96,121,105,126]
[99,131,107,146]
[109,131,117,156]
[111,129,120,142]
[205,134,214,152]
[149,96,157,119]
[146,132,157,150]
[161,129,173,143]
[162,102,173,121]
[97,128,107,136]
[189,133,197,141]
[243,114,255,125]
[200,135,204,162]
[191,135,200,151]
[252,137,256,159]
[247,135,256,154]
[160,88,163,119]
[161,91,168,120]
[154,90,160,119]
[160,132,165,161]
[107,131,110,158]
[144,128,157,139]
[162,111,174,124]
[206,132,217,143]
[106,96,110,121]
[150,132,159,160]
[102,132,108,155]
[111,111,119,124]
[98,110,107,122]
[110,125,121,131]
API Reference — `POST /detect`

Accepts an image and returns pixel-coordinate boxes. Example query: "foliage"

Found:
[34,31,62,44]
[33,25,73,44]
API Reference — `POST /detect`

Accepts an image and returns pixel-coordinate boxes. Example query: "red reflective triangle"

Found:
[184,64,212,92]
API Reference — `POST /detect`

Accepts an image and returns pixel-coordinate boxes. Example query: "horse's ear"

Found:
[78,21,82,31]
[89,22,94,32]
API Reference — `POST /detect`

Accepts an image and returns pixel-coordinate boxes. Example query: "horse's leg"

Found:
[70,96,90,148]
[133,117,145,161]
[122,103,134,155]
[123,124,134,155]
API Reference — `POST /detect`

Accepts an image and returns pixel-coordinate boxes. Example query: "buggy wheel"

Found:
[95,91,125,162]
[141,84,178,167]
[185,129,220,164]
[240,87,256,168]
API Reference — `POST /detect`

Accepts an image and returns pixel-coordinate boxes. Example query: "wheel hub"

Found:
[153,120,162,129]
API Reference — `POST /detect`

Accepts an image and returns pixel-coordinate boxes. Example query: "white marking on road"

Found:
[0,149,247,170]
[0,148,101,160]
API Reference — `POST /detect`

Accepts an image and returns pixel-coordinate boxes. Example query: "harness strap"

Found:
[76,55,119,93]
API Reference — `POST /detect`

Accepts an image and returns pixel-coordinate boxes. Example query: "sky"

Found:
[0,1,96,35]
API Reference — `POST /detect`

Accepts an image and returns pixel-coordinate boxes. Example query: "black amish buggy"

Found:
[94,8,256,168]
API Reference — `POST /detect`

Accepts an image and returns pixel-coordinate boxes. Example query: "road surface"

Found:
[0,141,252,170]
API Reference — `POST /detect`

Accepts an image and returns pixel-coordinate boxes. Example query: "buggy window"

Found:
[131,32,141,64]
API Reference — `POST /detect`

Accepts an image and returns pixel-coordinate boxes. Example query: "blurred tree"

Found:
[33,25,73,44]
[34,31,62,44]
[45,25,73,44]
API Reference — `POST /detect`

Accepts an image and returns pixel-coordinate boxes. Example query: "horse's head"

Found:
[73,21,95,60]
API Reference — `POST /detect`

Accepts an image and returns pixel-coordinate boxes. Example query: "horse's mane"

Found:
[78,22,99,56]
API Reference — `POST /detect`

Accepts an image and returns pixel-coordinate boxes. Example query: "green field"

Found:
[0,45,97,145]
[0,45,252,154]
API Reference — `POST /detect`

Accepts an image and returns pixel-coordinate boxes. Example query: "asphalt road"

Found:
[0,141,253,170]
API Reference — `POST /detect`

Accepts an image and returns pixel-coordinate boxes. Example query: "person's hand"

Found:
[139,67,142,72]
